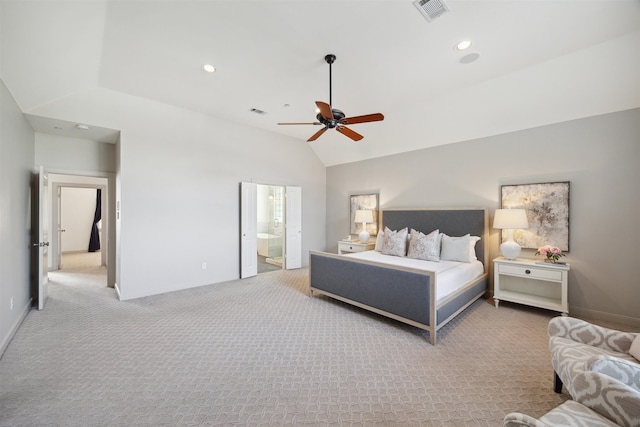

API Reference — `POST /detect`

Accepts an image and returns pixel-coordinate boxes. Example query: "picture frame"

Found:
[350,193,379,236]
[500,182,570,251]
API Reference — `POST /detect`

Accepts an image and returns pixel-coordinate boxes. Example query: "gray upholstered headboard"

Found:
[381,208,488,267]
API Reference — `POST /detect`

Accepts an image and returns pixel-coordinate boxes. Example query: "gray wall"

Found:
[34,133,116,174]
[0,78,36,354]
[29,88,327,300]
[326,108,640,327]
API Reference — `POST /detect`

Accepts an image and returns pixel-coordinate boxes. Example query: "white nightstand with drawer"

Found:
[493,257,570,315]
[338,240,375,255]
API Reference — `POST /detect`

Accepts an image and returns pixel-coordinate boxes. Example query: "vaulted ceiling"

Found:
[2,1,639,166]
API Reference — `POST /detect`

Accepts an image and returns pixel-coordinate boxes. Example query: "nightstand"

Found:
[338,240,375,255]
[493,257,570,315]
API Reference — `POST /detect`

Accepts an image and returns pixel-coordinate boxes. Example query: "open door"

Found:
[30,166,49,309]
[285,186,302,270]
[240,182,257,278]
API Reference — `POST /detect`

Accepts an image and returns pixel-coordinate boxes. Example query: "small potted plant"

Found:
[535,245,566,263]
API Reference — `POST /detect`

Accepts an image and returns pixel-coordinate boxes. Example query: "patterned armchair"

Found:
[547,316,639,397]
[514,316,640,427]
[504,399,618,427]
[503,370,640,427]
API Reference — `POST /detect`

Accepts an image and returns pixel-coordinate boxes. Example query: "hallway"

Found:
[48,252,108,292]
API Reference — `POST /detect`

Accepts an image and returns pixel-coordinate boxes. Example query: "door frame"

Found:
[47,172,116,288]
[240,182,302,278]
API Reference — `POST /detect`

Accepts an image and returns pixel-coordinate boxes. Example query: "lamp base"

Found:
[500,240,521,260]
[358,230,371,244]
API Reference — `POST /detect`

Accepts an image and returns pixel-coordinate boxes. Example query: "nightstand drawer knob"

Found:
[525,269,531,274]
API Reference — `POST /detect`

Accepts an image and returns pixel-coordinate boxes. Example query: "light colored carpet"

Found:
[0,265,568,426]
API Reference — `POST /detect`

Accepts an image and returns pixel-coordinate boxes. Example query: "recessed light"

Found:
[455,40,472,51]
[76,124,90,130]
[202,64,216,73]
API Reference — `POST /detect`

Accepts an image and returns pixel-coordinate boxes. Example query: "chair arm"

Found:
[548,317,636,353]
[572,370,640,427]
[503,412,549,427]
[587,355,640,393]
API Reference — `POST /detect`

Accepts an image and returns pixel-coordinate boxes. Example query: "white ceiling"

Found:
[2,0,639,166]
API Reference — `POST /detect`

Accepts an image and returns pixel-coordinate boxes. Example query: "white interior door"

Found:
[31,166,49,309]
[240,182,257,278]
[55,185,63,270]
[285,186,302,270]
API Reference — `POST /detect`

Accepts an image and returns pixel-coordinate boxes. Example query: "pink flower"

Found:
[535,245,565,262]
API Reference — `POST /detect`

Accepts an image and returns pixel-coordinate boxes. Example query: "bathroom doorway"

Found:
[257,184,284,273]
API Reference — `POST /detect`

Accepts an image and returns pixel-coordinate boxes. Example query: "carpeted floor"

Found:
[0,260,569,426]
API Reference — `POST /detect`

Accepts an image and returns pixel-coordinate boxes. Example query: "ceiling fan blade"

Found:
[336,126,364,142]
[277,122,322,125]
[307,127,328,142]
[315,101,334,121]
[341,113,384,125]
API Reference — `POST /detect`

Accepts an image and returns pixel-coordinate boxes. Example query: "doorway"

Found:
[240,182,302,278]
[59,187,103,270]
[257,184,285,273]
[48,173,114,292]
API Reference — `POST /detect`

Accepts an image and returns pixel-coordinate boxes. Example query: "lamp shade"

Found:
[493,209,528,260]
[354,209,374,224]
[493,209,529,229]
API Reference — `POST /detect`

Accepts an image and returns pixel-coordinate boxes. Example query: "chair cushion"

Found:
[549,336,638,397]
[631,335,640,361]
[539,400,619,427]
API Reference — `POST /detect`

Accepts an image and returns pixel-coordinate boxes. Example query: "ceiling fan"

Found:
[278,54,384,142]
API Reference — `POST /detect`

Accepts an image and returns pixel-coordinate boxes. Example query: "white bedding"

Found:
[343,251,484,302]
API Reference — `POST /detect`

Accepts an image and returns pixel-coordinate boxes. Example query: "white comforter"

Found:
[343,251,484,302]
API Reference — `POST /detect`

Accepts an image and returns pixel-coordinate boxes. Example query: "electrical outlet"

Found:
[201,262,207,270]
[10,297,14,310]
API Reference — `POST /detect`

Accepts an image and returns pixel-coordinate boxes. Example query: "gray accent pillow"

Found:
[407,228,440,261]
[381,226,408,257]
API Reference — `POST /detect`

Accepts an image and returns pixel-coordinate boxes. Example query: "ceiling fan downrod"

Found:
[325,54,336,107]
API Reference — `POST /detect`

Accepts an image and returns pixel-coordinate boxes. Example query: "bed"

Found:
[309,208,488,345]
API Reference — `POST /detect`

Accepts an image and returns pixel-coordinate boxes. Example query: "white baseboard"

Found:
[569,305,640,329]
[0,299,31,358]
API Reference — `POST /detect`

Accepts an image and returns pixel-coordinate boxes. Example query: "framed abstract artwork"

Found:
[501,182,570,251]
[350,193,379,236]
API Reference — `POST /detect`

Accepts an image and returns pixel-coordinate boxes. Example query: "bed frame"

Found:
[309,208,488,345]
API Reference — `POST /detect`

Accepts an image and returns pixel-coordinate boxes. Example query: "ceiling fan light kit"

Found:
[277,54,384,142]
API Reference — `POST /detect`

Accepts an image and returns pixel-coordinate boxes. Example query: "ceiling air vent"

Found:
[413,0,449,22]
[249,108,267,115]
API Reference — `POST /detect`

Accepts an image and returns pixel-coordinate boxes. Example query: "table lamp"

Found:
[493,209,529,260]
[354,209,374,243]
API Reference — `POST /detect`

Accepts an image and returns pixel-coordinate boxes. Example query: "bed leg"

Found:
[428,331,436,345]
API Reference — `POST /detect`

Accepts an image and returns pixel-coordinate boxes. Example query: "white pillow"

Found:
[381,226,408,257]
[630,335,640,361]
[468,235,481,261]
[407,229,440,261]
[374,230,384,251]
[440,234,481,263]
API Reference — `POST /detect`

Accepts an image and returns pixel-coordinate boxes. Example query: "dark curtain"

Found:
[88,189,102,252]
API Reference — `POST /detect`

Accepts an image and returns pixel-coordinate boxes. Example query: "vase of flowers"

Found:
[535,245,566,263]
